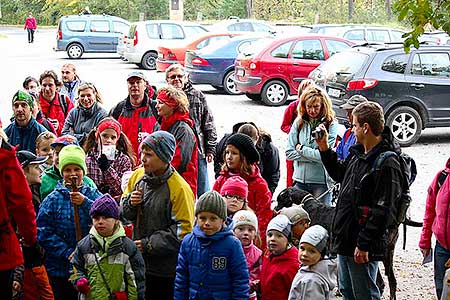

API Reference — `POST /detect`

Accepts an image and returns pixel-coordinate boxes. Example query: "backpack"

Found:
[59,94,69,117]
[357,150,417,228]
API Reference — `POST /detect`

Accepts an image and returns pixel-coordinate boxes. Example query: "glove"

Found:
[98,154,110,172]
[22,242,45,268]
[76,277,90,294]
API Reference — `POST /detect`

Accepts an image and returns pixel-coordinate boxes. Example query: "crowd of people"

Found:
[1,62,449,300]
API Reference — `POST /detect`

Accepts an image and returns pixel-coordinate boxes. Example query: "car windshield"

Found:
[310,51,369,85]
[240,38,273,56]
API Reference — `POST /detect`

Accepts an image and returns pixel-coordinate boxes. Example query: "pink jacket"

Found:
[419,158,450,250]
[24,17,37,30]
[243,243,262,300]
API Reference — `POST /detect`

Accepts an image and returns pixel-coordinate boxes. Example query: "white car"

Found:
[123,20,208,70]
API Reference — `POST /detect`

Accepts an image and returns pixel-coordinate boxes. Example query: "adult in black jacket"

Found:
[214,122,280,194]
[316,101,402,300]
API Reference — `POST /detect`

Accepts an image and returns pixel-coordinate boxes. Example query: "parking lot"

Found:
[1,25,449,299]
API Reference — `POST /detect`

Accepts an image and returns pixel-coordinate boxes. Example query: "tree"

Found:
[393,0,450,51]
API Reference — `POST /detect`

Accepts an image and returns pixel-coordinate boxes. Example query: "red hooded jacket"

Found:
[39,92,74,136]
[0,143,37,271]
[213,165,273,249]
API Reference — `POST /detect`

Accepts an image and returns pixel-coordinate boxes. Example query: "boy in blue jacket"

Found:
[174,191,250,300]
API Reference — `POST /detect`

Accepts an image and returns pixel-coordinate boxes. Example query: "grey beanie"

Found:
[142,131,176,164]
[299,225,329,253]
[267,214,291,239]
[195,191,227,220]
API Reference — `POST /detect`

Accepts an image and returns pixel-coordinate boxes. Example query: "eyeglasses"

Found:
[223,195,245,203]
[168,74,184,80]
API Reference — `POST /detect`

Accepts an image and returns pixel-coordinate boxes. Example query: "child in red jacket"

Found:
[260,214,299,300]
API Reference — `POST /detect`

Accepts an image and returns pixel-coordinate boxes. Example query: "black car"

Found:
[309,43,450,146]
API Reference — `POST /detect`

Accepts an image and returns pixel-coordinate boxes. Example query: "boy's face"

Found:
[292,220,310,240]
[141,147,168,176]
[299,242,321,266]
[62,164,84,187]
[93,215,118,237]
[233,224,256,247]
[24,164,42,185]
[197,211,225,236]
[267,229,289,256]
[224,194,245,214]
[37,138,55,165]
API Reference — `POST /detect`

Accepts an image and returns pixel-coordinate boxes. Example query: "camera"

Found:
[311,127,324,139]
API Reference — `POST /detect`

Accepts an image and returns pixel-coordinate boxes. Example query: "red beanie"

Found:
[220,176,248,199]
[96,118,122,139]
[157,90,178,109]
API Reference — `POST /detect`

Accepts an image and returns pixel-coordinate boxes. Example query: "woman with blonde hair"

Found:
[286,86,338,206]
[61,82,107,144]
[154,86,198,195]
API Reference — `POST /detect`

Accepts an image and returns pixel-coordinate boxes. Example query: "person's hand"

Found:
[354,247,369,264]
[295,144,302,151]
[12,280,22,292]
[420,248,431,258]
[135,240,143,252]
[98,154,110,172]
[76,277,90,294]
[315,123,330,151]
[70,192,86,205]
[130,188,143,206]
[206,153,214,163]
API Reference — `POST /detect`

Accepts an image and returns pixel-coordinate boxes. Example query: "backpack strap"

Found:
[437,170,449,192]
[59,94,68,117]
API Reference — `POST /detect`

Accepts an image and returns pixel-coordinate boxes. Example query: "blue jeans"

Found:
[197,157,210,197]
[338,255,380,300]
[434,241,450,298]
[294,181,332,206]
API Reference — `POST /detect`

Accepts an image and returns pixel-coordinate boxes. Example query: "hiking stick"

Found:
[69,176,82,242]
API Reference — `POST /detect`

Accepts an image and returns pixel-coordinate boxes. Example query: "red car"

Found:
[234,35,354,106]
[156,32,244,71]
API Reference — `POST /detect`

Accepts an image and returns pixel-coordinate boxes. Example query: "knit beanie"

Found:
[280,205,311,225]
[58,145,87,174]
[232,210,258,232]
[195,191,227,220]
[220,176,248,199]
[12,90,34,109]
[267,214,291,239]
[96,118,122,139]
[142,131,176,164]
[299,225,329,253]
[90,194,120,219]
[226,133,260,164]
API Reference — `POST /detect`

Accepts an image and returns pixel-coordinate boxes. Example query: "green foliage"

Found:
[184,0,246,20]
[393,0,450,52]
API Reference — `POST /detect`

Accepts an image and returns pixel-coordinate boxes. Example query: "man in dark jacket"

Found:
[316,101,402,300]
[109,72,158,157]
[165,64,217,197]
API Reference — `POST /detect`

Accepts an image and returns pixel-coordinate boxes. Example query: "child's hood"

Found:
[301,258,337,289]
[90,222,126,253]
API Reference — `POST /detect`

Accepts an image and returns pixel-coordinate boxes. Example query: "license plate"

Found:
[158,53,163,59]
[236,68,244,77]
[328,88,341,98]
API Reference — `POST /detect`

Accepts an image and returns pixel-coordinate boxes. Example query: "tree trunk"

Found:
[385,0,391,21]
[348,0,354,22]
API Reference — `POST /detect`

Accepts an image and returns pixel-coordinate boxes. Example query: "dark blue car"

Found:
[185,36,266,94]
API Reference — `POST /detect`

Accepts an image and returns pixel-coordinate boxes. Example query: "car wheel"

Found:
[261,80,288,106]
[246,93,262,101]
[67,43,84,59]
[141,52,157,70]
[386,106,422,147]
[223,71,243,95]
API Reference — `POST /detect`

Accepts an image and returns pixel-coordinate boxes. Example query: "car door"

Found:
[406,50,450,125]
[288,38,324,94]
[262,40,294,89]
[88,20,113,51]
[112,21,129,51]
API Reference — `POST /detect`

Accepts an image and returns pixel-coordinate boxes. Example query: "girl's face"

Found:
[225,145,241,171]
[78,88,96,109]
[99,128,118,146]
[299,242,321,266]
[36,138,55,165]
[224,194,245,214]
[234,224,256,247]
[24,164,42,185]
[62,164,84,187]
[306,99,322,120]
[196,211,224,236]
[52,145,63,168]
[93,216,118,237]
[267,230,289,256]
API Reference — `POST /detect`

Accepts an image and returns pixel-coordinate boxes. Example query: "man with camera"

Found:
[315,101,402,300]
